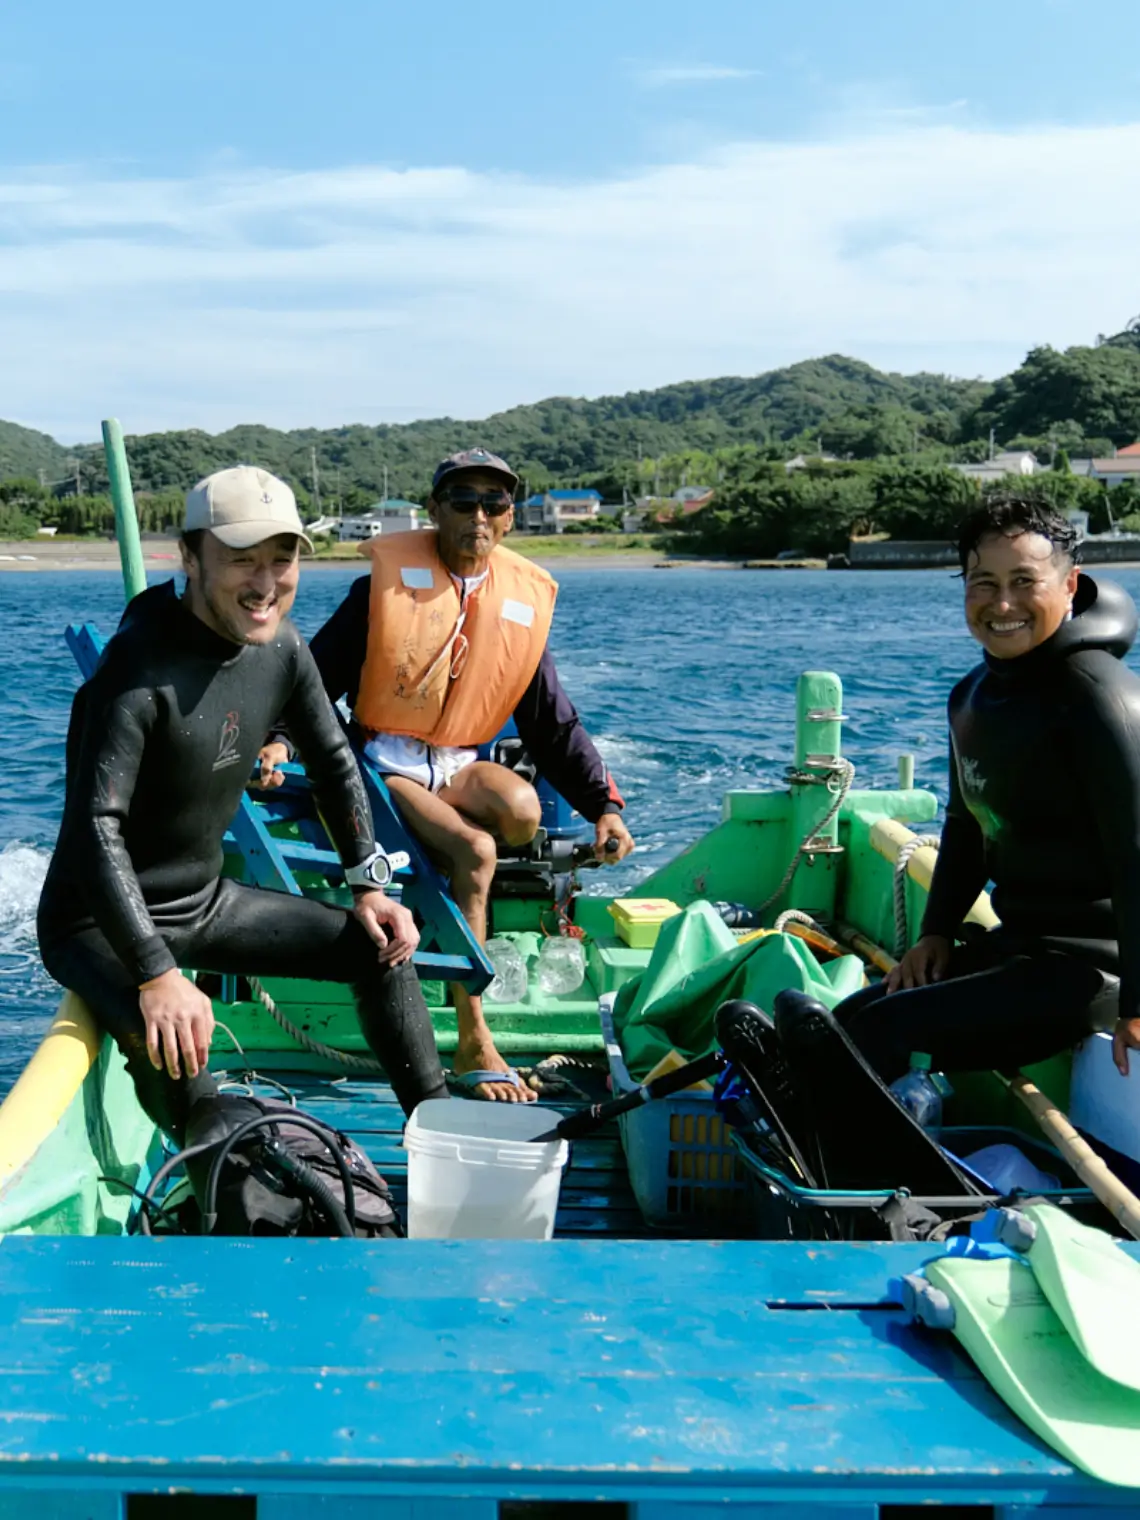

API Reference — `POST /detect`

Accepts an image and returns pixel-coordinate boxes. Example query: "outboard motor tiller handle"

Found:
[568,836,623,870]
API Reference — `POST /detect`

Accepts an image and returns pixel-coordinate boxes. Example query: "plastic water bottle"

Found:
[484,938,528,1003]
[712,901,762,929]
[889,1051,943,1138]
[536,936,586,997]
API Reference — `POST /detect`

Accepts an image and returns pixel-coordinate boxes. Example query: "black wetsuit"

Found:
[38,582,447,1137]
[842,573,1139,1080]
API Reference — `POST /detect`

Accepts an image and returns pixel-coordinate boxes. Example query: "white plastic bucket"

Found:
[403,1099,570,1239]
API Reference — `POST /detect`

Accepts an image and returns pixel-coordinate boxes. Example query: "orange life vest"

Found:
[354,530,557,746]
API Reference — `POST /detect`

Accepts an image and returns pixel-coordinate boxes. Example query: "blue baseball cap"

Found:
[432,448,518,496]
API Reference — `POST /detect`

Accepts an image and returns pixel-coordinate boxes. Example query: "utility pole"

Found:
[37,468,45,488]
[74,459,82,499]
[310,446,321,515]
[382,465,389,504]
[988,427,995,461]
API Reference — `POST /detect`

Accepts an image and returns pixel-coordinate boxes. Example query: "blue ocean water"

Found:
[4,563,1138,1097]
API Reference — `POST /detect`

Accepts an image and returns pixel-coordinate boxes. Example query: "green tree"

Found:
[976,344,1140,447]
[871,464,979,539]
[0,502,40,538]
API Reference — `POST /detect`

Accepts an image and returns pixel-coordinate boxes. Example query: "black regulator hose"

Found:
[262,1138,352,1238]
[201,1111,357,1236]
[137,1140,220,1237]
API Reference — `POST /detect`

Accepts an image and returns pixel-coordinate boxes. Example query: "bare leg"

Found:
[386,764,542,1102]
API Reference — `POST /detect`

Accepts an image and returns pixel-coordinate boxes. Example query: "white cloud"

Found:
[1,119,1139,442]
[636,64,761,87]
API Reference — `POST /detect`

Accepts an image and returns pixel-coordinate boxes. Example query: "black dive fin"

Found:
[772,988,982,1200]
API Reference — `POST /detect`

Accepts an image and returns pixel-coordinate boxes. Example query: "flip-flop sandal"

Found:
[449,1068,527,1098]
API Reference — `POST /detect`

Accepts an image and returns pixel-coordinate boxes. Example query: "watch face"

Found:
[368,856,392,888]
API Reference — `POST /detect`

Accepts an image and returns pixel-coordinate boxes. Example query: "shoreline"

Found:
[0,539,807,574]
[8,540,1140,575]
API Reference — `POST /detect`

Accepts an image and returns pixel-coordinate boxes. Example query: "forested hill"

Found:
[4,328,1140,504]
[0,355,990,501]
[0,421,71,483]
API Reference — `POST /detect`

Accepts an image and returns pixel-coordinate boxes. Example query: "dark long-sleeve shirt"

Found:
[301,573,623,823]
[39,582,375,984]
[922,574,1140,1023]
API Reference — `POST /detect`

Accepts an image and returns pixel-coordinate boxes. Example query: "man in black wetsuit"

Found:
[841,495,1140,1083]
[38,466,447,1141]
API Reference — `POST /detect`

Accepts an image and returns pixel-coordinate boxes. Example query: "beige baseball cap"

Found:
[184,466,313,551]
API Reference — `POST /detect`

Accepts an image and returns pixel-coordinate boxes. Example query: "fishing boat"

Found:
[0,422,1137,1516]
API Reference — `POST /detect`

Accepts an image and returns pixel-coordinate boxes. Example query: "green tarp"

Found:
[613,900,866,1080]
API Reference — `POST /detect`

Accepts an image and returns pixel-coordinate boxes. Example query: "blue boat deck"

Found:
[0,1233,1137,1514]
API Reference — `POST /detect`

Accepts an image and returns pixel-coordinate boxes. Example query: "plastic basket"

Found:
[732,1123,1095,1238]
[599,995,753,1233]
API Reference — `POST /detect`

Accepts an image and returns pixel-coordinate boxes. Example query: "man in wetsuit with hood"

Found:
[38,466,447,1142]
[841,494,1140,1083]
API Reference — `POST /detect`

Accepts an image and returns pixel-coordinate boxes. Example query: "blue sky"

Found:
[2,0,1139,440]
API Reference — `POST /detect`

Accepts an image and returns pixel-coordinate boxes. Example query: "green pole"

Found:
[787,670,846,919]
[101,418,147,603]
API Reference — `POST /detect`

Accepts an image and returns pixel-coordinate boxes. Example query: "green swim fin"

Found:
[1017,1202,1140,1393]
[923,1256,1140,1488]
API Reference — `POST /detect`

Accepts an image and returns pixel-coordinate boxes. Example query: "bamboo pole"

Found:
[835,920,898,976]
[1009,1074,1140,1240]
[101,418,146,603]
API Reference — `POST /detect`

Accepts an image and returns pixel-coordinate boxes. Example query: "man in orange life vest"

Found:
[262,449,634,1100]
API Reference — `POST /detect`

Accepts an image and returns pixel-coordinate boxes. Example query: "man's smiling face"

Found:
[964,529,1078,660]
[181,531,301,645]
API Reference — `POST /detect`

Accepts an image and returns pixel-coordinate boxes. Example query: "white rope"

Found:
[757,759,855,918]
[212,1019,245,1058]
[774,908,821,933]
[247,975,384,1073]
[893,835,942,957]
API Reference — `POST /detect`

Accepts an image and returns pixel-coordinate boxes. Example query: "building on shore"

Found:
[623,486,714,532]
[310,502,426,542]
[1089,456,1140,488]
[950,450,1039,484]
[519,489,603,533]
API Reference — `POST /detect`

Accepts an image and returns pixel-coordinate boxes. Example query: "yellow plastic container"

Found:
[607,897,682,950]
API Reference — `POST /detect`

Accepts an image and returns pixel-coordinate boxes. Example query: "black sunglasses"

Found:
[437,487,514,516]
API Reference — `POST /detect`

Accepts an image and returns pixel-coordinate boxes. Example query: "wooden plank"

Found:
[0,1236,1120,1495]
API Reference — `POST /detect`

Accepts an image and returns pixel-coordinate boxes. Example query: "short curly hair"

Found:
[956,494,1082,574]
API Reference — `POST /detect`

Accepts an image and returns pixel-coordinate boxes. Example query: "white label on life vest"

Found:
[502,599,535,627]
[400,567,434,590]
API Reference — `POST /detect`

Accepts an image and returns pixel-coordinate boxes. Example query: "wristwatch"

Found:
[344,848,410,891]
